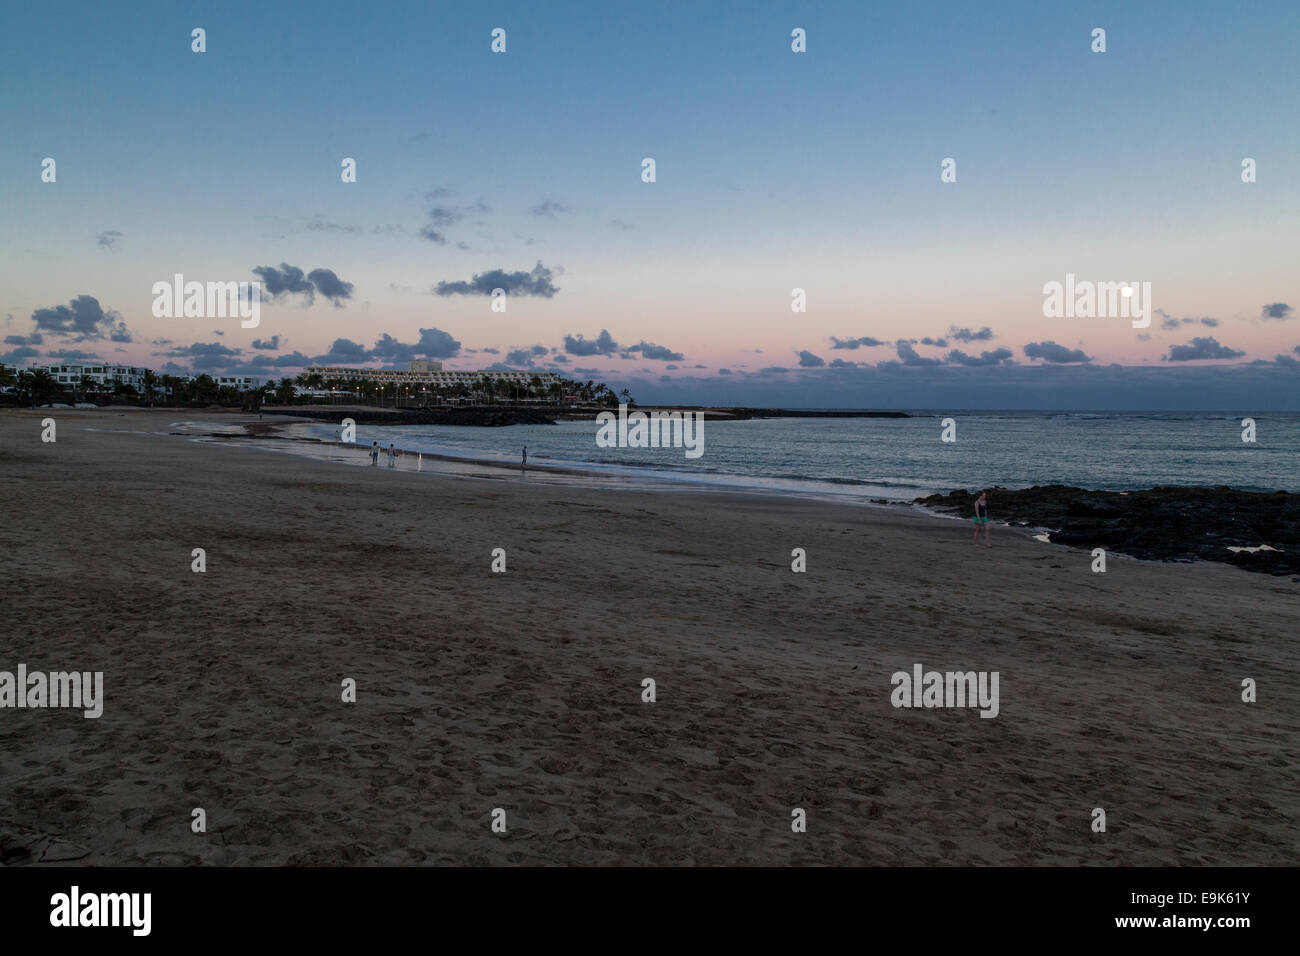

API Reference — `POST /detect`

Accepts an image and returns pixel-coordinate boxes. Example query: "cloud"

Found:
[827,358,860,369]
[305,216,361,235]
[307,268,354,306]
[420,202,489,243]
[920,336,948,347]
[31,295,128,342]
[414,328,462,359]
[428,207,466,227]
[1165,336,1245,361]
[243,351,314,369]
[563,329,619,356]
[798,350,825,367]
[250,263,353,305]
[153,342,244,370]
[1262,302,1293,320]
[529,199,569,218]
[250,335,282,350]
[948,326,994,343]
[311,338,370,365]
[610,219,635,231]
[479,347,500,355]
[434,261,559,298]
[4,332,42,346]
[718,368,732,374]
[363,328,462,363]
[1024,341,1091,364]
[1,346,40,362]
[895,340,943,366]
[947,347,1014,366]
[44,349,106,362]
[96,230,121,249]
[368,333,417,363]
[505,344,550,366]
[1157,309,1220,331]
[830,336,885,350]
[252,263,315,301]
[626,341,684,361]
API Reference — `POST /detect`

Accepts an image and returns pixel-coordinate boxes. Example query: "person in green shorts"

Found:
[973,491,990,547]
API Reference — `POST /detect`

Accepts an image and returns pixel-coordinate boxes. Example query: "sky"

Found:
[3,0,1299,409]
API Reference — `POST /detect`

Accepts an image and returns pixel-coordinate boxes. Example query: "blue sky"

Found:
[3,0,1299,407]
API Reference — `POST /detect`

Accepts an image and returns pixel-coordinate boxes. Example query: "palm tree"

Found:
[191,374,218,404]
[142,370,158,405]
[274,377,297,404]
[19,369,59,405]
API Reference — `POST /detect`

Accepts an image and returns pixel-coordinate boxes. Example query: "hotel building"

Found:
[29,365,260,391]
[303,360,561,389]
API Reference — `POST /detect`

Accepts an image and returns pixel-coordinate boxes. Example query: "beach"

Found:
[2,408,1297,865]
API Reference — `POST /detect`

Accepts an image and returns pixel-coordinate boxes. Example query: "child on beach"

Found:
[370,442,379,466]
[388,443,397,468]
[973,491,991,547]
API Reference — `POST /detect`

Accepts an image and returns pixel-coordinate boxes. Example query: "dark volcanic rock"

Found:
[266,406,557,427]
[914,484,1300,577]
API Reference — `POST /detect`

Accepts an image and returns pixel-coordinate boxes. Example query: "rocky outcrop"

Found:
[915,484,1300,577]
[266,407,557,427]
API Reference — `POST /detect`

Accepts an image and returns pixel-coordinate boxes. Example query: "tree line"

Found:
[1,365,634,409]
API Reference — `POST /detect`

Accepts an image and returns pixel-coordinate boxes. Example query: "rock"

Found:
[40,840,91,862]
[914,485,1299,577]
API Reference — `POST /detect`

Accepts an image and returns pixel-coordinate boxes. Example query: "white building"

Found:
[304,360,561,390]
[29,365,259,393]
[35,364,149,390]
[212,375,260,389]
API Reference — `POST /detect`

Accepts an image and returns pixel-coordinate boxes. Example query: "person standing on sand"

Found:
[388,443,397,468]
[973,491,991,547]
[371,441,379,466]
[522,445,527,474]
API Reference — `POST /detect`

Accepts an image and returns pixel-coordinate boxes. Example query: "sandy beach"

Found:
[1,408,1297,865]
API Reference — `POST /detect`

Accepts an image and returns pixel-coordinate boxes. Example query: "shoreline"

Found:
[176,413,1298,578]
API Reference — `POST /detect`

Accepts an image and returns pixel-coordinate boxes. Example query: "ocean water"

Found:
[323,411,1300,502]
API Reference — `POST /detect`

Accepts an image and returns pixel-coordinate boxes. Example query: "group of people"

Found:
[369,441,398,468]
[344,434,529,475]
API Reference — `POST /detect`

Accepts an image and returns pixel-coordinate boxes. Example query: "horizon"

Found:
[3,0,1298,409]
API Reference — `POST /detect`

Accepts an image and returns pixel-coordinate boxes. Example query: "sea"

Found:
[317,410,1300,503]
